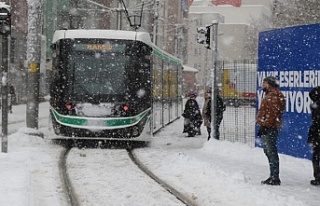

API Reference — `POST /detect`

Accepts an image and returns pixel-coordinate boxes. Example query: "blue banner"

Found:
[257,23,320,159]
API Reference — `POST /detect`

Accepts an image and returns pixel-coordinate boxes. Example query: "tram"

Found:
[49,29,183,143]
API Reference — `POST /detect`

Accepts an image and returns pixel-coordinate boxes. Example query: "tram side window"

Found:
[126,43,152,101]
[152,55,163,100]
[50,43,65,108]
[163,63,170,98]
[169,64,178,98]
[127,58,143,89]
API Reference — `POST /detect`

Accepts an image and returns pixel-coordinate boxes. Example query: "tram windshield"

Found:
[69,54,127,95]
[61,39,133,97]
[52,38,151,100]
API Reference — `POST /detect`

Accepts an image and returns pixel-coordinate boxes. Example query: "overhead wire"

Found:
[85,0,114,11]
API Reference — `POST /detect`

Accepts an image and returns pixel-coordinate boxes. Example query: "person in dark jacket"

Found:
[183,92,202,137]
[8,85,15,113]
[205,90,226,140]
[308,86,320,186]
[257,76,285,186]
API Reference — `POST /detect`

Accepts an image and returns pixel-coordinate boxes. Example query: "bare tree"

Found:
[272,0,320,28]
[245,17,272,59]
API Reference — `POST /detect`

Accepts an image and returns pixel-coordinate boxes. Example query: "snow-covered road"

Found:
[0,102,319,206]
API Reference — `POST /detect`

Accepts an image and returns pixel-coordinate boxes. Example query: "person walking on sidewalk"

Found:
[204,89,226,141]
[202,90,212,139]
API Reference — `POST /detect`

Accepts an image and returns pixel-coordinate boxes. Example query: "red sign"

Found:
[212,0,241,7]
[189,0,194,7]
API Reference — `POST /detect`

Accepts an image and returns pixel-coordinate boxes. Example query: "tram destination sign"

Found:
[73,43,126,52]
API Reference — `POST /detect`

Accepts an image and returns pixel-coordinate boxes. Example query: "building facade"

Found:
[1,0,192,102]
[0,0,28,103]
[45,0,187,59]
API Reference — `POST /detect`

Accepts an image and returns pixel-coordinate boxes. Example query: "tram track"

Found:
[127,148,199,206]
[58,142,199,206]
[2,109,197,205]
[58,146,80,206]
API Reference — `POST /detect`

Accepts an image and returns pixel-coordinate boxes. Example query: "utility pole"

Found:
[152,0,159,44]
[211,21,219,140]
[26,0,43,129]
[174,26,178,56]
[0,4,11,153]
[204,49,208,91]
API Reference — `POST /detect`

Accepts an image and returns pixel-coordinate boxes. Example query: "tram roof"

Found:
[52,29,152,44]
[52,29,182,66]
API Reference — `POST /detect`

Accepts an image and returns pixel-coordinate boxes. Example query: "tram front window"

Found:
[69,55,127,96]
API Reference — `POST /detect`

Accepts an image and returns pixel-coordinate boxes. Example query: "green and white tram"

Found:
[49,29,183,143]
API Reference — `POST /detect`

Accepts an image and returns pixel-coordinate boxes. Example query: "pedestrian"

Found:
[257,76,285,186]
[307,86,320,186]
[204,89,226,141]
[9,84,15,105]
[202,90,211,139]
[8,84,15,113]
[182,92,202,137]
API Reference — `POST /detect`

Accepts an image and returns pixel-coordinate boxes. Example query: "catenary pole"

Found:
[152,0,159,44]
[26,0,43,129]
[117,0,122,30]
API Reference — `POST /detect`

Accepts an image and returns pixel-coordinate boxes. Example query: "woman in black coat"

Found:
[183,93,202,137]
[308,86,320,186]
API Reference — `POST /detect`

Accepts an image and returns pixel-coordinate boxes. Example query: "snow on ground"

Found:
[0,102,319,206]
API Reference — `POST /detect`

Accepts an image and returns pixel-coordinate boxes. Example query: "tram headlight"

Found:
[132,126,139,136]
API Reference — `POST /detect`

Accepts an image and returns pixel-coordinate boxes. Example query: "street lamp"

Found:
[197,20,219,140]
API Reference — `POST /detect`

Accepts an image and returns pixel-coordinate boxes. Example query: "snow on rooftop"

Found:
[52,30,152,44]
[183,65,198,72]
[0,2,10,10]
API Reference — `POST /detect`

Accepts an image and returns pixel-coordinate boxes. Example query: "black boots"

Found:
[261,177,320,186]
[261,177,281,186]
[310,179,320,186]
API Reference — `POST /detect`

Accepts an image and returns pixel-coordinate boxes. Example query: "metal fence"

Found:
[218,60,257,147]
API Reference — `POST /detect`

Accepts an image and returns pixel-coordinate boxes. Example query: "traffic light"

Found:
[196,26,211,49]
[205,26,210,49]
[0,7,11,35]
